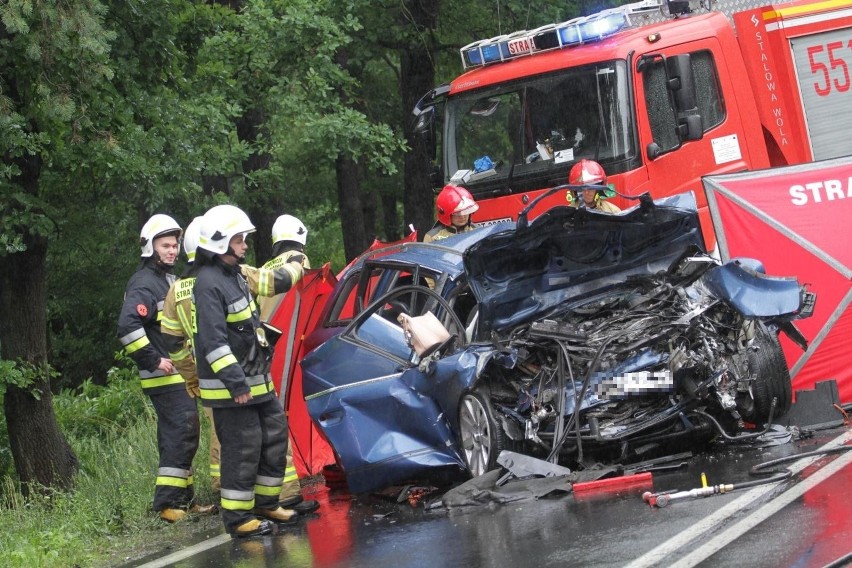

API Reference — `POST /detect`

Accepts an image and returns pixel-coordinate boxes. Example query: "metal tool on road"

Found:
[643,483,734,508]
[642,443,852,508]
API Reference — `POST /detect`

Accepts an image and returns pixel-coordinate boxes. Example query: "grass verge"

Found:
[0,369,220,567]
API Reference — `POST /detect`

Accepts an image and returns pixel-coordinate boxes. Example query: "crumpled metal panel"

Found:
[701,259,805,317]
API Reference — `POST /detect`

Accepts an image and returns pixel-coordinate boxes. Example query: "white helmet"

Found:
[198,204,255,255]
[183,216,203,263]
[140,214,182,258]
[271,214,307,246]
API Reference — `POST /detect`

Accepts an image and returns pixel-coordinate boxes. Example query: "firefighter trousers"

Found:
[214,397,287,534]
[202,406,222,490]
[149,389,200,511]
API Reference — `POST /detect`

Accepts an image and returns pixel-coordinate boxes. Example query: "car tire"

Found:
[458,390,504,477]
[740,322,792,424]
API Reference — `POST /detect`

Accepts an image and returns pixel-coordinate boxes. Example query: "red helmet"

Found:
[436,184,479,226]
[569,159,607,185]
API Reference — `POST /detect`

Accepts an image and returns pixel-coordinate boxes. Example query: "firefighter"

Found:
[161,217,222,493]
[257,214,320,515]
[567,159,622,213]
[162,216,315,500]
[423,184,480,243]
[258,214,310,321]
[117,214,210,523]
[193,204,305,538]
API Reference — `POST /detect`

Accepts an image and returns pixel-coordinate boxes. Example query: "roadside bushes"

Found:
[0,356,217,567]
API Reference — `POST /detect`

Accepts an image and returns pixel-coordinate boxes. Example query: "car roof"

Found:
[352,222,516,279]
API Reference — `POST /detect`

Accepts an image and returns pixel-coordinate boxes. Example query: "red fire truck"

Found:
[413,0,852,245]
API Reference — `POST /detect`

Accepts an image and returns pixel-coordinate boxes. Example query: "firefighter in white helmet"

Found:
[117,214,210,522]
[258,215,310,321]
[192,204,305,538]
[567,159,621,213]
[162,214,316,503]
[256,214,319,515]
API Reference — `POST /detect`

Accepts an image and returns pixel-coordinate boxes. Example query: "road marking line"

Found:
[625,428,852,568]
[134,533,231,568]
[670,444,852,568]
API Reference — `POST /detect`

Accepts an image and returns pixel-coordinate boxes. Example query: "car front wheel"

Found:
[738,322,793,424]
[458,390,502,477]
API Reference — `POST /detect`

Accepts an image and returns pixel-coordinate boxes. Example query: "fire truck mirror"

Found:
[646,142,662,161]
[679,114,704,142]
[665,54,697,114]
[414,106,439,162]
[414,106,435,134]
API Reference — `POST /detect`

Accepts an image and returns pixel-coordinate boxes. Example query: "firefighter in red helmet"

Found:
[424,184,480,243]
[567,159,621,213]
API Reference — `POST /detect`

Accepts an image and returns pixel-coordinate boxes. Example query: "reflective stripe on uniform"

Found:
[169,346,191,362]
[176,279,195,338]
[199,375,274,400]
[255,475,283,497]
[161,315,182,333]
[206,345,238,373]
[221,488,255,511]
[225,297,252,323]
[210,464,221,478]
[120,328,150,354]
[258,269,274,297]
[156,467,191,488]
[139,370,185,390]
[156,300,165,322]
[284,465,299,484]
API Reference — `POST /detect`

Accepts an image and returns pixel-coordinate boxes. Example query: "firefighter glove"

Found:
[286,254,306,266]
[185,373,201,399]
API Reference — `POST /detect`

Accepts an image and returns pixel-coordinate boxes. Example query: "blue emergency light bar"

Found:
[460,0,663,69]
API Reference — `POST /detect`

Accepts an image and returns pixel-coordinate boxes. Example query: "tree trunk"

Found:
[237,107,278,264]
[399,0,441,241]
[1,229,78,495]
[336,154,368,262]
[381,192,402,241]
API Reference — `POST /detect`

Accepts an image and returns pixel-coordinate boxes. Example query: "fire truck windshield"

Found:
[445,60,635,195]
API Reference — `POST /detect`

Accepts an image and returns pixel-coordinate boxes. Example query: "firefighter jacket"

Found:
[161,261,304,380]
[258,250,310,322]
[161,276,199,389]
[193,258,303,407]
[117,264,185,394]
[423,222,478,243]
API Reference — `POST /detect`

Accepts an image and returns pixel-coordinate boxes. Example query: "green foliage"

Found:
[0,360,58,400]
[53,359,149,440]
[0,364,218,567]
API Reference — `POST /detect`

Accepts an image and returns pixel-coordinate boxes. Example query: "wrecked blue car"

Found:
[300,192,815,494]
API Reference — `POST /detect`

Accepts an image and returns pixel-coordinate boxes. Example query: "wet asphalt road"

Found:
[129,426,852,568]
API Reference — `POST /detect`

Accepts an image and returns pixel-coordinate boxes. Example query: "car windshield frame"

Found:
[444,60,637,196]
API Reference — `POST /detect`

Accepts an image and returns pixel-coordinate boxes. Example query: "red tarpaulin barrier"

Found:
[703,156,852,403]
[269,264,338,477]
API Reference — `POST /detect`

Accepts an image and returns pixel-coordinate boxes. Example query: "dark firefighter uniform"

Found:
[117,263,199,513]
[161,262,304,492]
[193,256,303,534]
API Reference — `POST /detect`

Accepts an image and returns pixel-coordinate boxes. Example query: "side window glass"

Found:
[643,58,680,153]
[328,272,361,324]
[353,313,411,361]
[691,50,725,132]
